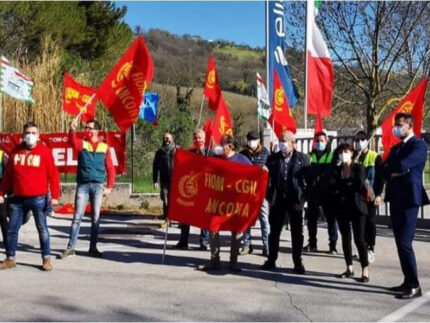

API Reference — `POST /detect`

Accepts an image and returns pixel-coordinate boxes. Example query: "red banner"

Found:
[381,77,428,160]
[0,132,126,174]
[203,54,221,111]
[268,70,297,137]
[98,36,154,132]
[168,149,268,232]
[63,73,98,122]
[211,95,234,144]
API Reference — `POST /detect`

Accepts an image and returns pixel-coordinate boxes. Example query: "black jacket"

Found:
[325,163,368,216]
[266,150,310,205]
[152,145,176,185]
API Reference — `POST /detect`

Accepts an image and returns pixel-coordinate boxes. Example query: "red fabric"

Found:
[0,142,60,199]
[381,77,428,160]
[168,149,268,232]
[268,70,297,137]
[203,54,221,111]
[0,132,126,175]
[55,203,109,215]
[202,118,213,147]
[312,113,324,149]
[98,36,154,132]
[68,132,116,188]
[62,73,98,122]
[211,95,234,144]
[306,51,334,116]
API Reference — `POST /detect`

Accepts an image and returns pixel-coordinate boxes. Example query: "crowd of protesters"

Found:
[0,113,427,300]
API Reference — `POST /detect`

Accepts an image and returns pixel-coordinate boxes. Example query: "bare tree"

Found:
[286,1,430,133]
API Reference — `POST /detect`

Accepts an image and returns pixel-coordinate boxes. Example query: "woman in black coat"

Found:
[326,143,370,282]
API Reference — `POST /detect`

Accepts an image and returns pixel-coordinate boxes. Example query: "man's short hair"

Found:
[193,129,205,139]
[314,131,328,140]
[337,142,353,153]
[86,119,101,130]
[394,113,414,126]
[23,122,38,132]
[220,134,234,146]
[280,130,295,142]
[354,130,368,141]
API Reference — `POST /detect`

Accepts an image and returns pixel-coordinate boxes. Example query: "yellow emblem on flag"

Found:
[274,88,285,111]
[207,70,216,89]
[178,172,200,199]
[392,101,414,125]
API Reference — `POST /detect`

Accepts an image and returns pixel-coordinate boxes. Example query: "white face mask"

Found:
[392,126,404,138]
[339,152,352,164]
[213,145,224,156]
[247,139,259,150]
[354,140,368,152]
[24,134,38,146]
[278,142,288,153]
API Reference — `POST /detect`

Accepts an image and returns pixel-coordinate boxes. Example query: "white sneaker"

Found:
[368,250,375,264]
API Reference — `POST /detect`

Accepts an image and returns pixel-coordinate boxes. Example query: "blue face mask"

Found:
[316,142,326,151]
[392,126,404,138]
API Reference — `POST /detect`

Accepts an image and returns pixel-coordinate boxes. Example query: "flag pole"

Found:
[304,0,311,130]
[131,123,135,192]
[266,0,274,145]
[161,224,169,263]
[197,95,205,129]
[0,92,3,133]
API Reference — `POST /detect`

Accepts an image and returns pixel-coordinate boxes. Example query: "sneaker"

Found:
[303,244,318,252]
[172,243,188,250]
[197,260,221,271]
[293,263,306,275]
[88,247,103,258]
[368,250,375,264]
[229,262,242,272]
[58,248,76,259]
[199,244,208,251]
[239,245,253,255]
[261,260,277,270]
[0,258,16,270]
[42,257,53,271]
[47,211,55,218]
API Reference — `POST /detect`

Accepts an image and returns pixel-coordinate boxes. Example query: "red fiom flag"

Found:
[202,118,213,147]
[203,54,221,110]
[63,73,98,122]
[312,113,324,149]
[98,36,154,132]
[268,70,297,137]
[168,149,268,232]
[381,77,428,160]
[211,95,234,144]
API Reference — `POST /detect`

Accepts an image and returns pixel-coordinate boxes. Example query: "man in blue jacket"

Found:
[383,113,429,299]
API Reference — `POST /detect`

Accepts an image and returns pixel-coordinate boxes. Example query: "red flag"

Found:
[55,203,109,215]
[202,118,213,147]
[203,54,221,111]
[63,73,98,122]
[168,149,268,232]
[98,36,154,132]
[211,95,234,144]
[381,77,428,160]
[268,70,297,137]
[312,113,324,149]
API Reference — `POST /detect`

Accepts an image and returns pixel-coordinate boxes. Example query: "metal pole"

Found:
[161,224,169,263]
[131,123,135,193]
[304,0,312,130]
[266,0,274,145]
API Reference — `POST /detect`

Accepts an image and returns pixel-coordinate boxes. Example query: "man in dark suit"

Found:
[383,113,429,299]
[262,130,310,274]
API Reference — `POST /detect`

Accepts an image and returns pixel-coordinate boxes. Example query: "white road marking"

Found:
[378,291,430,322]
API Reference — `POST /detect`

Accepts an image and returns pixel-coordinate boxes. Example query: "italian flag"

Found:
[306,0,333,116]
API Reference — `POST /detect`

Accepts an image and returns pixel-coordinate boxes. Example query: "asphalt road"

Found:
[1,213,429,321]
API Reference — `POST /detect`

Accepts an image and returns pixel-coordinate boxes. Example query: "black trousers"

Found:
[268,200,303,266]
[366,204,377,250]
[306,202,338,249]
[0,201,7,246]
[336,211,369,268]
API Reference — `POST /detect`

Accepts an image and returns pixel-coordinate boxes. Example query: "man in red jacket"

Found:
[0,122,60,271]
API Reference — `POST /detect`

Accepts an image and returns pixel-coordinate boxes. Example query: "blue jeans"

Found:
[243,199,270,249]
[67,183,104,249]
[7,195,50,259]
